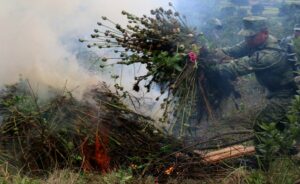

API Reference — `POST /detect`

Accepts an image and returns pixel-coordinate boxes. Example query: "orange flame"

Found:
[95,131,110,173]
[164,165,175,175]
[80,129,110,173]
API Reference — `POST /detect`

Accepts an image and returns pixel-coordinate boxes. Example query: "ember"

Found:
[164,165,175,175]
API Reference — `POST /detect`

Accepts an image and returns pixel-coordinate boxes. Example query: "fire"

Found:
[164,165,175,175]
[80,129,111,173]
[94,131,110,173]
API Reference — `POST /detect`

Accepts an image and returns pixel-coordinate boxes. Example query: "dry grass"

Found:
[45,170,84,184]
[1,158,300,184]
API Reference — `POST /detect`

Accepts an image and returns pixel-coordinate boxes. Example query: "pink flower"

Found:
[188,51,197,63]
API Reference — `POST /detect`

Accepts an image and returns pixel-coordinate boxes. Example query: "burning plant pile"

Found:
[0,80,177,173]
[81,2,238,136]
[0,80,253,181]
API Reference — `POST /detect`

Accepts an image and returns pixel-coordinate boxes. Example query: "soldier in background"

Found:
[281,24,300,45]
[282,24,300,88]
[280,24,300,65]
[208,18,223,40]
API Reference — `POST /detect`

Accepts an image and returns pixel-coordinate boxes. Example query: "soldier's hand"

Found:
[213,49,232,63]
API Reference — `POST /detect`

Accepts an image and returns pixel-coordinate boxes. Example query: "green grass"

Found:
[245,157,300,184]
[0,157,300,184]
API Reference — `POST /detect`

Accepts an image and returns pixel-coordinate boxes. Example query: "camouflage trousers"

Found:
[254,97,292,132]
[253,96,294,169]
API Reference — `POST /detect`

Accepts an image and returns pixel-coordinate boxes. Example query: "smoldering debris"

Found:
[0,80,253,181]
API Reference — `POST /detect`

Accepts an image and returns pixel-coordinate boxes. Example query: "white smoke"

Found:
[0,0,167,99]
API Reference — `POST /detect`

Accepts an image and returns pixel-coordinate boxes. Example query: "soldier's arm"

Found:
[221,41,250,58]
[214,57,255,80]
[214,50,283,80]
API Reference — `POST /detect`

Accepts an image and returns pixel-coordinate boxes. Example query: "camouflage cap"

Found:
[294,24,300,31]
[238,16,267,36]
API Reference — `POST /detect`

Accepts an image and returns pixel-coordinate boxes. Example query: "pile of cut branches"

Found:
[0,80,177,173]
[0,80,253,181]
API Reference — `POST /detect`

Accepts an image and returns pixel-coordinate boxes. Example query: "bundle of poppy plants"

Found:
[81,3,238,136]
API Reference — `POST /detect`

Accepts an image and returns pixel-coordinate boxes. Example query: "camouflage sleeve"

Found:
[215,49,283,80]
[215,57,255,80]
[222,41,250,58]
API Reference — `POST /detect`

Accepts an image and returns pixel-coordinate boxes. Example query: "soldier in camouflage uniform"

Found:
[280,24,300,53]
[283,24,300,41]
[281,24,300,85]
[213,16,298,167]
[291,24,300,60]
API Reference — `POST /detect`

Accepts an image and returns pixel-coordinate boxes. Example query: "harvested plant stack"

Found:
[82,3,237,136]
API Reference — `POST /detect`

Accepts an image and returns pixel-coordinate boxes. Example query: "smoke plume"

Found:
[0,0,166,98]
